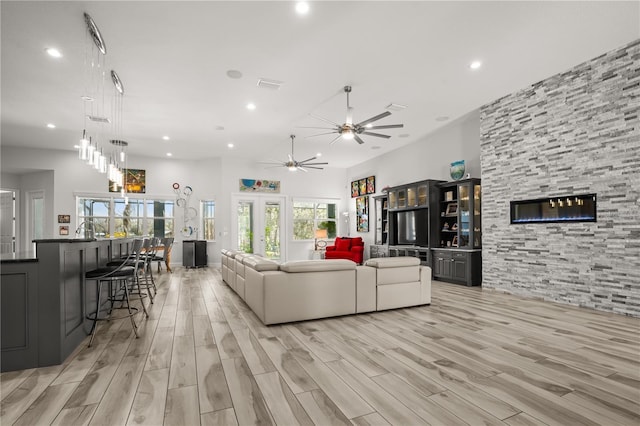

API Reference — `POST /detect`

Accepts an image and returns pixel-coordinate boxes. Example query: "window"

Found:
[201,200,215,240]
[78,197,110,237]
[292,200,337,240]
[76,196,174,238]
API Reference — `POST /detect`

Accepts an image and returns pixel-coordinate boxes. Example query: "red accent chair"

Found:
[324,237,365,264]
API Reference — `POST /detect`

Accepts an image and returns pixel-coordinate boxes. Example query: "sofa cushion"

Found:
[243,257,280,272]
[335,238,351,251]
[280,259,355,273]
[365,257,420,268]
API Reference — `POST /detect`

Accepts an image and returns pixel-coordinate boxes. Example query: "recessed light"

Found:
[46,123,56,128]
[296,2,310,14]
[166,153,173,157]
[470,60,482,70]
[45,48,62,58]
[436,116,450,122]
[226,69,243,79]
[246,103,256,110]
[81,95,94,102]
[316,152,322,157]
[215,126,225,131]
[227,143,234,148]
[162,136,170,140]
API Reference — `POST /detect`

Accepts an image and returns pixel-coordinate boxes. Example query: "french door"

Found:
[231,194,285,260]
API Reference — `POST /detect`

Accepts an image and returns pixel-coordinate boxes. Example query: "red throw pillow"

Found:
[335,238,351,251]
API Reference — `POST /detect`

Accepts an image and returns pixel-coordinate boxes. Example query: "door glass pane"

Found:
[237,201,254,253]
[458,184,470,247]
[33,197,44,240]
[264,202,280,259]
[0,191,16,254]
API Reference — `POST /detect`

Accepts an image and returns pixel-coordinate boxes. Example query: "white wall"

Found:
[346,110,481,255]
[0,146,347,264]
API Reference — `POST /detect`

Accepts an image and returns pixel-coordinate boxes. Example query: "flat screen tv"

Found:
[396,209,428,246]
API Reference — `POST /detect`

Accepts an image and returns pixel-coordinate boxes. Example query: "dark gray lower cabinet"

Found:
[432,249,481,286]
[183,240,207,267]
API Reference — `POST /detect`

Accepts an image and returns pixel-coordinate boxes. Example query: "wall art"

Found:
[356,195,369,232]
[239,179,280,193]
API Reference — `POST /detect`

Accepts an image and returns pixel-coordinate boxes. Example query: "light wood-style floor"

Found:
[2,267,639,426]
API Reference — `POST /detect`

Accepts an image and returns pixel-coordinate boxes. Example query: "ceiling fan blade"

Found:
[329,134,343,145]
[296,166,309,173]
[295,126,334,130]
[298,156,317,163]
[305,131,339,138]
[258,160,285,165]
[264,165,285,169]
[309,113,341,127]
[356,111,392,127]
[303,166,325,170]
[366,124,404,130]
[354,134,366,145]
[288,154,293,162]
[361,131,391,139]
[300,161,329,166]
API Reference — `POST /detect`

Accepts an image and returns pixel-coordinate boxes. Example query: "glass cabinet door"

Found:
[458,184,470,247]
[417,185,428,206]
[398,189,407,209]
[388,191,397,209]
[473,184,481,248]
[407,187,417,207]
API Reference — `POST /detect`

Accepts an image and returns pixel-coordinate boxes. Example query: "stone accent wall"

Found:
[480,39,640,316]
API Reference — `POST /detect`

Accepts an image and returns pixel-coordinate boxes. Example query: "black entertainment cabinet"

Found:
[370,177,482,286]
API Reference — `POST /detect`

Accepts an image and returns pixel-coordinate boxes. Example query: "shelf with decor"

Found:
[433,178,482,286]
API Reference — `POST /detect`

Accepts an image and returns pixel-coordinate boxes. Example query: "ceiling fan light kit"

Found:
[307,85,404,145]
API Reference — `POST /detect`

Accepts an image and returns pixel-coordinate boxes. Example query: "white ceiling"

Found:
[2,1,639,170]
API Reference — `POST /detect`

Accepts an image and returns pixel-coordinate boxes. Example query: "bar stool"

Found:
[107,238,153,309]
[85,238,144,347]
[154,237,174,272]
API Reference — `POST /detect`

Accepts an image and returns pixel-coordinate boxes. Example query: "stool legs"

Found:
[88,280,104,348]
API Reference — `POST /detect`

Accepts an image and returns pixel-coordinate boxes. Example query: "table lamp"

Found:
[315,229,328,250]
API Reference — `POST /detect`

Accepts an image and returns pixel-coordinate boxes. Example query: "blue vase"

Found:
[450,160,465,180]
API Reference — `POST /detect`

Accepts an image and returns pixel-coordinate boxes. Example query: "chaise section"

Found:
[364,257,431,311]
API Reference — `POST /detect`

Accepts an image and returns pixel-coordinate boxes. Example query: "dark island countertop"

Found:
[0,251,38,263]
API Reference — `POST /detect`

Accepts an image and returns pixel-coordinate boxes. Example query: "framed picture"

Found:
[58,214,70,223]
[366,176,375,194]
[110,168,146,193]
[445,203,458,215]
[359,179,367,196]
[356,195,369,232]
[452,235,459,247]
[351,181,360,198]
[59,226,69,236]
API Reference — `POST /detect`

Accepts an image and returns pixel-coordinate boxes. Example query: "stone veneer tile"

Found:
[480,39,640,317]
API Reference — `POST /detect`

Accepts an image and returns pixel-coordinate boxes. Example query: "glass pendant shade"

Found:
[87,143,95,165]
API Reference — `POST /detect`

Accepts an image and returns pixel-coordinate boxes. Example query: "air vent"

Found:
[257,78,284,90]
[87,115,110,123]
[386,103,407,111]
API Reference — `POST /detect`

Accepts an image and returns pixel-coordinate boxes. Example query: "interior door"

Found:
[232,194,285,260]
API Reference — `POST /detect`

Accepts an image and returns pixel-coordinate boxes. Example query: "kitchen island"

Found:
[0,238,135,372]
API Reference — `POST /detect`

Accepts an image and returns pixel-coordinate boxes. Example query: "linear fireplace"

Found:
[510,194,597,224]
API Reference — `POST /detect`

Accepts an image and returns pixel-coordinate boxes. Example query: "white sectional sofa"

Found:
[220,249,431,325]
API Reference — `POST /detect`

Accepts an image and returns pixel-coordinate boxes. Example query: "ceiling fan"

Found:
[261,135,328,172]
[304,85,404,145]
